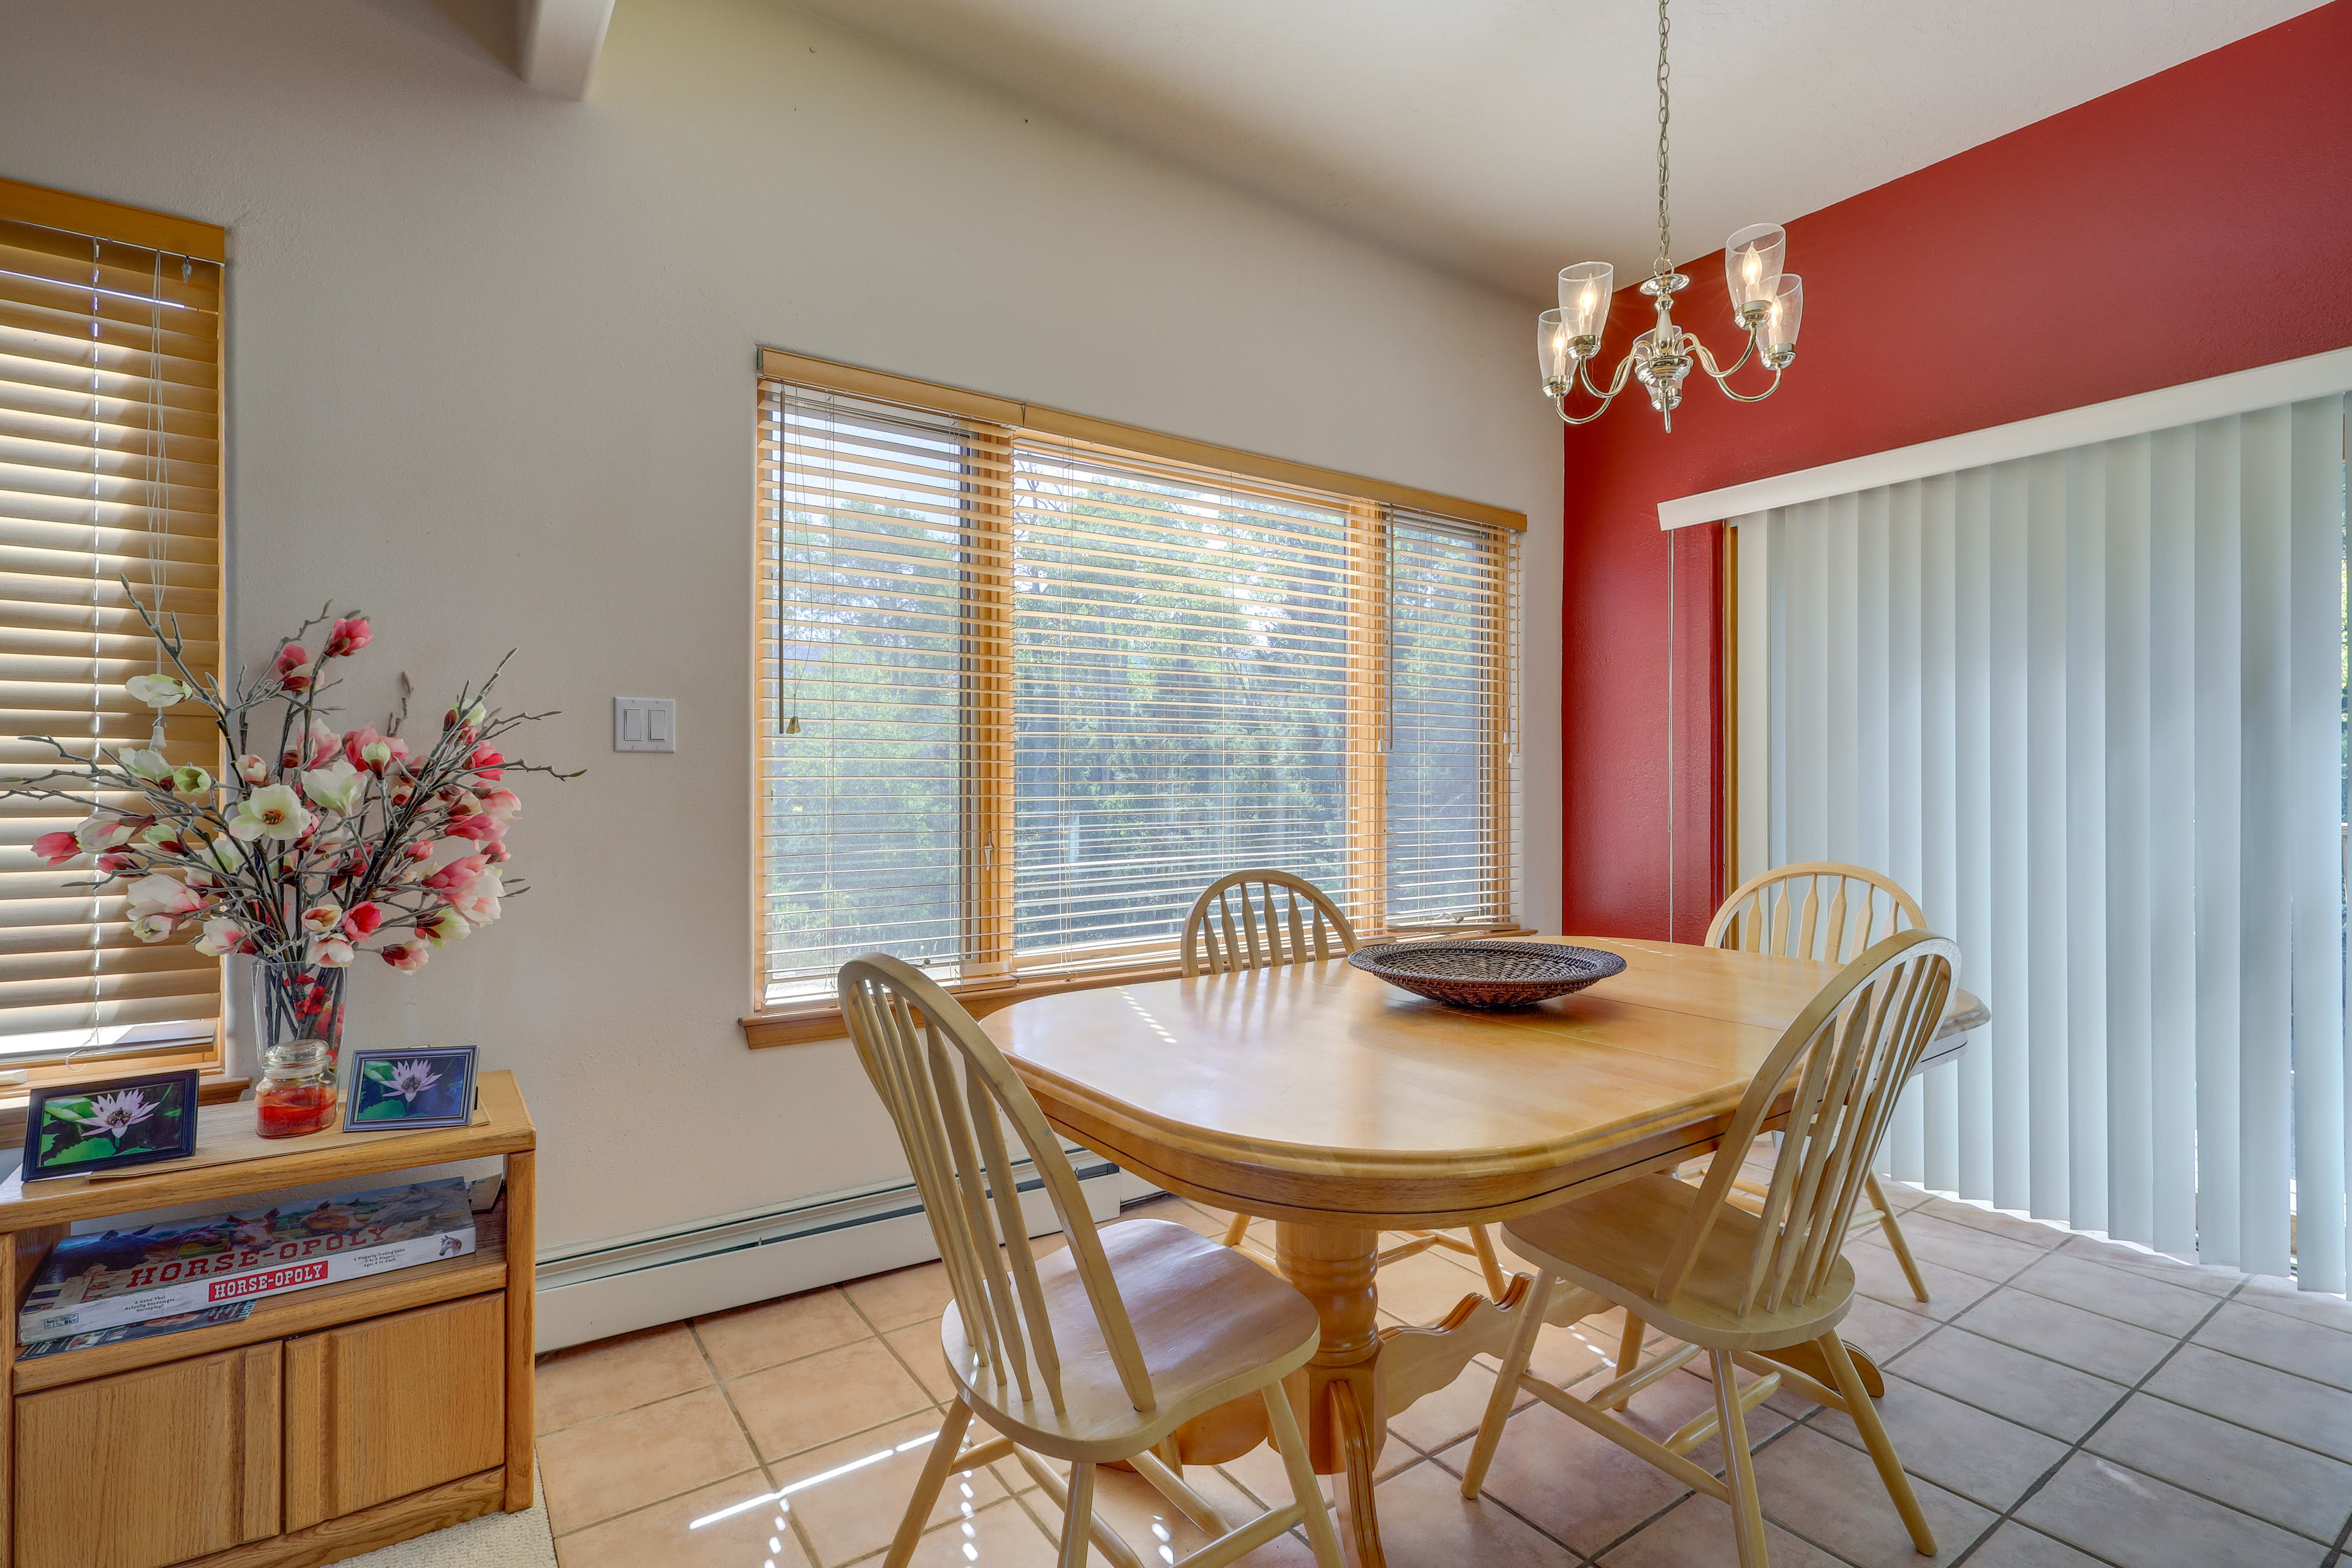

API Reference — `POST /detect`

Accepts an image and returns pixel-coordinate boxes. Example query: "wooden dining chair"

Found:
[1705,862,1934,1305]
[1180,869,1510,1297]
[838,953,1346,1568]
[1459,930,1958,1567]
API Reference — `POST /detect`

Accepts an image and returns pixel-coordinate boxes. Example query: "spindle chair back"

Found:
[1708,861,1925,965]
[1180,869,1357,976]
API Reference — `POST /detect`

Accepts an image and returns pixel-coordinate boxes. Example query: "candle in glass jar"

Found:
[256,1040,336,1138]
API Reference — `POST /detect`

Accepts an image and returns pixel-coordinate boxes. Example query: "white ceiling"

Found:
[785,0,2321,302]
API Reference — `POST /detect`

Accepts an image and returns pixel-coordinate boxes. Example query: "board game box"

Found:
[18,1178,475,1341]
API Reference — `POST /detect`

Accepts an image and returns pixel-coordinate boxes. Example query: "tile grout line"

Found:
[1937,1276,2254,1568]
[686,1306,814,1566]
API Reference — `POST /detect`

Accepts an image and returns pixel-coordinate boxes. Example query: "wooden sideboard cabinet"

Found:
[0,1071,535,1568]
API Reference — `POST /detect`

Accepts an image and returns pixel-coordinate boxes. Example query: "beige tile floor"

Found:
[533,1184,2352,1567]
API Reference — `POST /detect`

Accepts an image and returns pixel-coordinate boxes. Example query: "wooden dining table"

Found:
[983,933,1988,1568]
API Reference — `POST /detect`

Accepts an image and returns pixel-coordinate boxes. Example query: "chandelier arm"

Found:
[1709,362,1786,404]
[1690,327,1759,380]
[1554,353,1638,426]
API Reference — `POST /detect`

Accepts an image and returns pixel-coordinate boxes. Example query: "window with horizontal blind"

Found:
[753,364,1520,1019]
[0,179,224,1066]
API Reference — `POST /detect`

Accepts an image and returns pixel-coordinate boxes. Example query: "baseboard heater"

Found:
[532,1148,1147,1352]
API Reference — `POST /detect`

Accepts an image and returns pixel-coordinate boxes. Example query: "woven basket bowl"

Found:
[1346,940,1628,1009]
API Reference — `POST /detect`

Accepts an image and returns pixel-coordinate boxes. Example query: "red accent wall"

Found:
[1560,0,2352,942]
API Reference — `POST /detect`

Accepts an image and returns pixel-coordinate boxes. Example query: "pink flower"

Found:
[467,746,505,781]
[32,831,80,866]
[381,938,430,973]
[194,918,255,957]
[75,815,135,852]
[96,851,139,875]
[445,812,503,845]
[323,617,371,658]
[300,902,343,935]
[451,867,504,926]
[281,720,341,772]
[424,853,488,892]
[342,724,411,776]
[342,901,385,939]
[481,788,521,822]
[126,873,205,921]
[307,935,354,968]
[236,753,269,784]
[273,643,314,692]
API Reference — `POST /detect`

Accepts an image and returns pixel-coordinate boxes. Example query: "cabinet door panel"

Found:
[15,1343,280,1568]
[283,1293,504,1529]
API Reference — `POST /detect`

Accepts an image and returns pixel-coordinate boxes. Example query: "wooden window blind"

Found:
[0,180,224,1063]
[753,366,1518,1019]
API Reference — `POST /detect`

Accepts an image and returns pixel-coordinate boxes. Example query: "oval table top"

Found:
[986,935,1986,1230]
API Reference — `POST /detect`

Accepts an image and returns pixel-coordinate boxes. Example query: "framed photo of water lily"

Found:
[21,1069,201,1180]
[343,1046,477,1131]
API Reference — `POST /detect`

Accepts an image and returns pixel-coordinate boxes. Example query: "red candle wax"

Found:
[257,1084,336,1139]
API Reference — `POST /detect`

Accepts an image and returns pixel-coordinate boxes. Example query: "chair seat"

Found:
[941,1218,1321,1459]
[1501,1174,1855,1352]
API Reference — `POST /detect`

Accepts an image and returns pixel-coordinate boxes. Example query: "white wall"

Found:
[0,0,1562,1260]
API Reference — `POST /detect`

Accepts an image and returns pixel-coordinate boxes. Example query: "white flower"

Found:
[307,935,355,968]
[200,835,249,875]
[126,873,203,920]
[300,759,368,815]
[386,1060,441,1102]
[170,765,214,801]
[124,674,187,708]
[74,815,134,852]
[193,918,249,956]
[119,747,172,783]
[300,902,343,935]
[451,866,504,927]
[62,1088,159,1138]
[418,907,469,947]
[228,785,311,842]
[130,913,178,943]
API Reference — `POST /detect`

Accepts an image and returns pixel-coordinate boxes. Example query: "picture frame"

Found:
[21,1068,201,1181]
[342,1046,477,1132]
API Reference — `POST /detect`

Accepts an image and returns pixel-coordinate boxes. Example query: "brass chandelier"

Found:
[1539,0,1802,429]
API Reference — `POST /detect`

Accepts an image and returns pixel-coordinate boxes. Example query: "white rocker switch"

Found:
[614,696,676,753]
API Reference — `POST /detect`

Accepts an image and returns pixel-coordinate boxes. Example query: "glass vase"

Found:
[249,959,347,1082]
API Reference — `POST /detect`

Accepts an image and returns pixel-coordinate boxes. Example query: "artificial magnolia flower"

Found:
[307,934,354,968]
[170,765,213,801]
[96,851,138,875]
[480,787,521,822]
[445,812,503,846]
[342,723,408,775]
[417,907,469,946]
[424,852,488,893]
[236,753,269,784]
[341,901,384,939]
[126,873,205,921]
[124,673,187,708]
[193,918,254,956]
[467,747,504,781]
[323,616,372,657]
[451,866,503,926]
[228,784,311,842]
[301,759,368,815]
[282,720,341,772]
[299,902,343,935]
[130,913,179,943]
[199,834,249,875]
[273,643,314,692]
[381,938,430,973]
[74,814,134,851]
[119,747,172,783]
[32,831,78,867]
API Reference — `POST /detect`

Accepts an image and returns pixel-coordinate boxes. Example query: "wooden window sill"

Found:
[740,927,1532,1049]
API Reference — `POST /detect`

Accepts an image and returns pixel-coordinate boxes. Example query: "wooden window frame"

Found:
[0,178,228,1092]
[743,349,1525,1047]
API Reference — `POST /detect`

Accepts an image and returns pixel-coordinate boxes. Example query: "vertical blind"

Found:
[0,199,224,1056]
[755,380,1519,1005]
[1747,393,2348,1289]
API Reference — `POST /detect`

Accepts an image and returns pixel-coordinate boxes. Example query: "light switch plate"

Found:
[613,696,676,753]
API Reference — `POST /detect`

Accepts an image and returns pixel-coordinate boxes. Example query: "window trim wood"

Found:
[0,177,228,1071]
[744,351,1523,1047]
[755,348,1526,535]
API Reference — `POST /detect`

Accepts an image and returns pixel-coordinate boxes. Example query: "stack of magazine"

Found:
[17,1177,476,1357]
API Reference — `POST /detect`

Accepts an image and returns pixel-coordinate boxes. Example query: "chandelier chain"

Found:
[1654,0,1672,279]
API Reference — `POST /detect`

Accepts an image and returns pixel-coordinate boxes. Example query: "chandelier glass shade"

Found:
[1540,0,1803,429]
